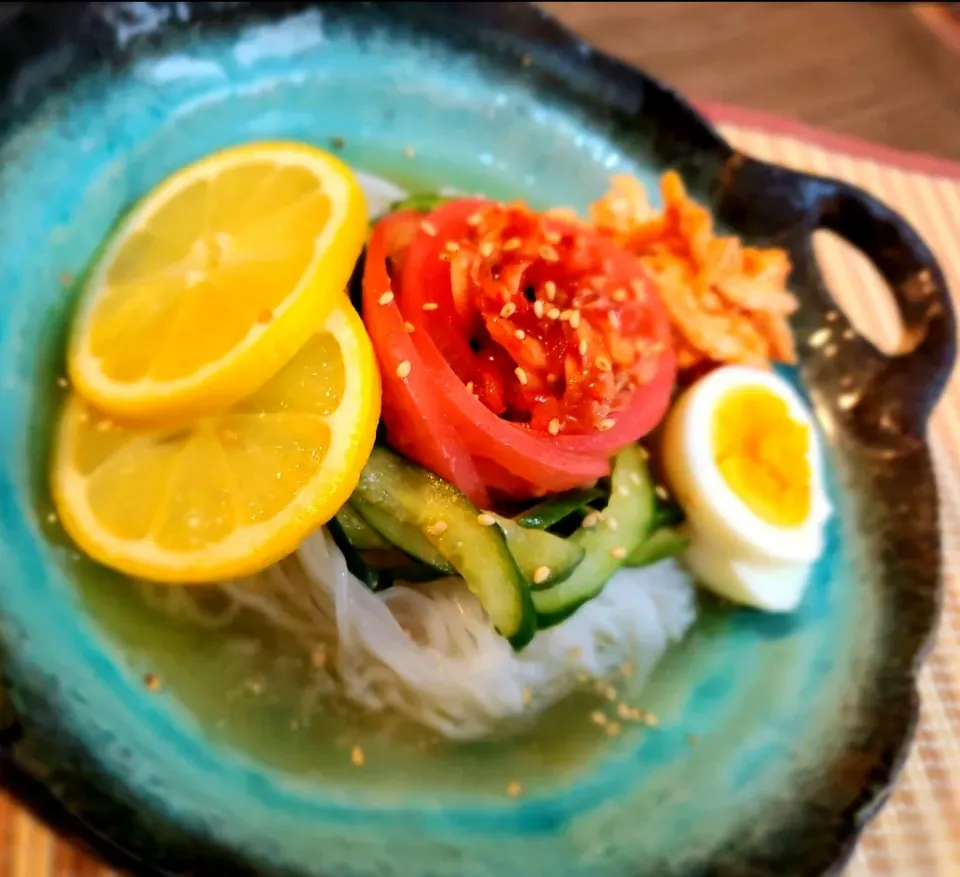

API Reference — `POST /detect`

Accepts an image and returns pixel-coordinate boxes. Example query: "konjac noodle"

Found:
[143,532,696,740]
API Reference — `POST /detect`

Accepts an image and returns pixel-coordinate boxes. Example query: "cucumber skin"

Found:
[533,445,656,628]
[515,487,604,530]
[625,527,689,568]
[350,495,454,574]
[493,515,584,589]
[354,448,536,650]
[335,504,390,550]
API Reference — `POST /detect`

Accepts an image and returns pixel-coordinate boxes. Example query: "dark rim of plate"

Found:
[0,3,954,877]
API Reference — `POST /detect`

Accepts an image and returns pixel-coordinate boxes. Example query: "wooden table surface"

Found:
[541,1,960,161]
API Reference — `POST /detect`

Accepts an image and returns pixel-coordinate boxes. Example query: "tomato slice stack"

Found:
[362,199,676,506]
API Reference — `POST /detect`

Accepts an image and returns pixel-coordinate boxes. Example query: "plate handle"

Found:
[790,175,957,445]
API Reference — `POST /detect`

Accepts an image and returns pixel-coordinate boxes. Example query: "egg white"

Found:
[662,366,832,566]
[683,536,813,613]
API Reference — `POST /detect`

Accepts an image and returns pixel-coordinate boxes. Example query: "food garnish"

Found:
[52,303,380,582]
[590,171,798,370]
[68,142,367,418]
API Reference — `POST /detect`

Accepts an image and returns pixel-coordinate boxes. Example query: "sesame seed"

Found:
[378,291,395,306]
[506,781,523,798]
[582,511,601,528]
[533,566,551,584]
[545,230,561,244]
[477,513,497,527]
[606,517,619,531]
[608,311,621,329]
[617,703,632,720]
[539,244,559,262]
[605,721,622,737]
[404,321,416,333]
[445,240,460,254]
[620,661,635,677]
[544,280,557,300]
[467,212,483,226]
[351,746,366,766]
[480,241,495,257]
[590,711,607,726]
[559,309,572,322]
[569,309,581,329]
[312,647,327,668]
[612,288,627,302]
[56,377,68,388]
[422,302,439,311]
[396,360,412,378]
[46,512,57,524]
[644,712,660,728]
[427,521,448,536]
[546,373,558,384]
[522,687,534,705]
[501,302,517,318]
[515,367,528,385]
[655,485,669,500]
[96,419,112,432]
[144,673,161,692]
[465,381,475,394]
[578,339,588,356]
[547,307,561,320]
[596,356,612,372]
[599,418,616,430]
[404,146,416,158]
[631,279,647,299]
[610,546,627,559]
[630,472,641,485]
[420,220,437,236]
[515,329,526,340]
[503,237,521,251]
[548,418,560,435]
[618,485,630,497]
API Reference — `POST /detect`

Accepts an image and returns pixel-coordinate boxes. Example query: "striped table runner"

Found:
[1,112,958,877]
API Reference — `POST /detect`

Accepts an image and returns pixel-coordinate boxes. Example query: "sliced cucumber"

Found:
[515,487,605,530]
[625,526,690,568]
[359,549,444,584]
[492,514,584,589]
[335,504,390,550]
[533,444,656,627]
[327,515,393,592]
[350,496,454,574]
[354,448,536,649]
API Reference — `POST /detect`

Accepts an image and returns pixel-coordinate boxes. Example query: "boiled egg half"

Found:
[661,366,831,612]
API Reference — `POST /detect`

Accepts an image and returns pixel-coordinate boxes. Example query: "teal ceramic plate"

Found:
[0,3,954,876]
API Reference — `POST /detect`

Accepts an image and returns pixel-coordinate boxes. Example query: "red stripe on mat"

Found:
[699,100,960,181]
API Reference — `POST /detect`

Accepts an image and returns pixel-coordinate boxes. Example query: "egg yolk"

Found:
[711,386,811,528]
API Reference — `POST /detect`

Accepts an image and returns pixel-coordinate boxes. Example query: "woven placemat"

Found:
[1,113,958,877]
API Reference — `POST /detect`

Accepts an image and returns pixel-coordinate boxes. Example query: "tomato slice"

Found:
[361,211,489,507]
[402,200,675,453]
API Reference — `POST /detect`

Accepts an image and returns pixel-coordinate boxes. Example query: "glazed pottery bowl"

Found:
[0,3,954,876]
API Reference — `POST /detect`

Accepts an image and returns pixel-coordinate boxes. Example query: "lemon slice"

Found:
[52,303,381,582]
[68,142,367,418]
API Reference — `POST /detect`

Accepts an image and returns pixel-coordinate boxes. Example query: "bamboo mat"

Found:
[1,117,959,877]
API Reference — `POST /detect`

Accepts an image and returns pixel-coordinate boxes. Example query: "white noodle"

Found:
[144,530,697,740]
